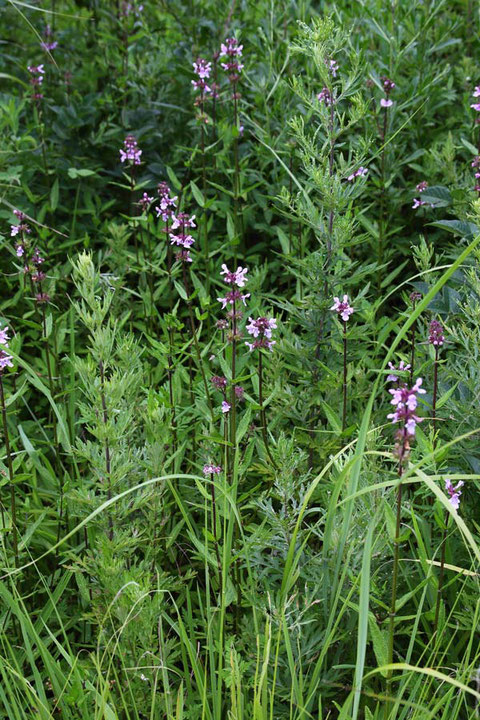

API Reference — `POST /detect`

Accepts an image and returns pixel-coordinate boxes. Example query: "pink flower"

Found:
[412,198,427,209]
[220,264,248,287]
[347,166,368,182]
[317,87,333,106]
[245,338,275,352]
[222,401,231,413]
[429,319,445,347]
[27,64,45,74]
[471,103,480,112]
[0,327,9,345]
[416,181,428,193]
[203,464,222,475]
[445,479,464,510]
[386,360,411,383]
[169,213,196,249]
[217,290,250,309]
[211,375,228,390]
[387,378,426,436]
[138,192,154,211]
[380,98,393,108]
[220,38,243,58]
[327,59,338,77]
[246,316,277,339]
[0,349,13,371]
[330,295,354,322]
[155,182,177,221]
[119,135,142,165]
[193,58,212,79]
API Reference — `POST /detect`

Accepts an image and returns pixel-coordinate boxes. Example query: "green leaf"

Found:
[166,165,182,190]
[50,178,59,212]
[321,401,342,434]
[368,613,389,678]
[430,219,478,238]
[190,180,205,207]
[419,185,451,207]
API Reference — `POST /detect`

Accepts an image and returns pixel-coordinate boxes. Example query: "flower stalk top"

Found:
[0,324,13,372]
[119,135,142,165]
[331,295,354,322]
[387,378,426,437]
[245,316,277,352]
[445,479,463,510]
[429,319,445,347]
[380,75,395,107]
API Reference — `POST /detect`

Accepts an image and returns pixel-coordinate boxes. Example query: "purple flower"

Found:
[387,378,426,436]
[220,38,243,80]
[15,244,25,257]
[245,315,277,352]
[192,58,212,93]
[211,375,228,390]
[416,181,428,193]
[193,59,212,79]
[221,401,231,413]
[347,166,368,182]
[32,248,44,266]
[220,264,248,287]
[220,38,243,58]
[380,98,393,108]
[386,360,411,383]
[429,319,445,347]
[27,64,45,75]
[175,249,193,263]
[317,87,333,106]
[169,213,196,249]
[0,349,13,372]
[445,479,464,510]
[155,182,177,221]
[138,192,154,211]
[0,327,9,346]
[412,198,427,209]
[217,289,250,309]
[246,316,277,339]
[327,59,338,77]
[203,464,222,475]
[234,385,244,400]
[471,103,480,112]
[330,295,354,322]
[382,76,395,93]
[119,135,142,165]
[474,86,480,98]
[472,156,480,168]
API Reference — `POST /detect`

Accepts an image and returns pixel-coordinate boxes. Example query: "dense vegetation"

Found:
[1,0,480,717]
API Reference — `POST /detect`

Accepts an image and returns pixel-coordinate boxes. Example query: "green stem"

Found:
[0,374,18,568]
[433,511,450,636]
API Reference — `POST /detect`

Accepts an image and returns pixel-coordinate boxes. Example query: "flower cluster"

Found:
[217,265,250,311]
[429,319,445,347]
[138,192,154,212]
[27,64,44,102]
[9,210,49,304]
[387,378,426,437]
[245,317,277,352]
[330,294,354,322]
[347,166,368,182]
[121,1,144,17]
[169,213,196,260]
[387,360,411,383]
[380,76,395,107]
[445,479,463,510]
[203,464,222,475]
[155,182,177,221]
[41,25,58,52]
[0,325,13,373]
[119,135,142,165]
[327,58,338,77]
[317,87,334,106]
[192,58,212,95]
[220,38,244,83]
[412,180,432,209]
